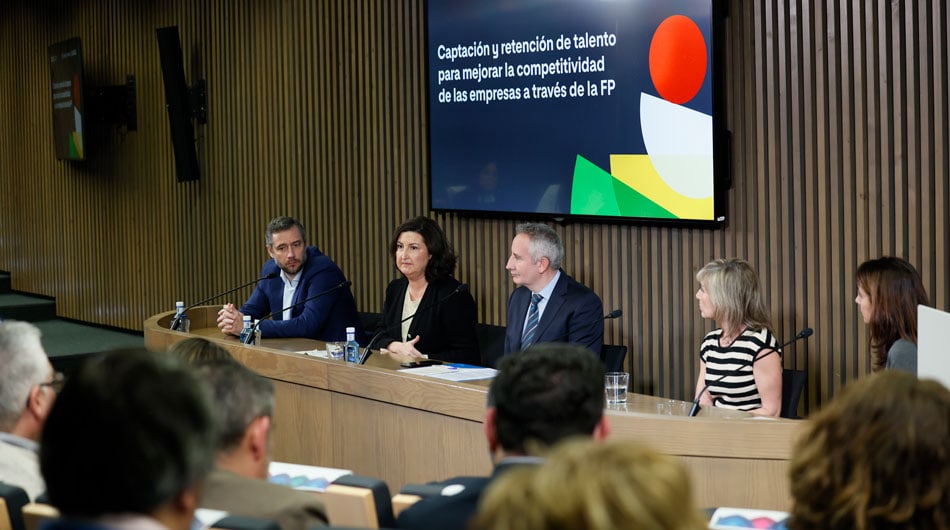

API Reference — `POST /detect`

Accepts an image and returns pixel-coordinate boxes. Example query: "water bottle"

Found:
[239,315,253,344]
[344,326,360,364]
[173,301,189,332]
[253,320,262,346]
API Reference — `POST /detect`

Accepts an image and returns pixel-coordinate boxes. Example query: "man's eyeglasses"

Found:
[39,372,66,394]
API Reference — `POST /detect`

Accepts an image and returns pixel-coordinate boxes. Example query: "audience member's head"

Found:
[0,320,57,440]
[470,438,706,530]
[195,360,275,479]
[486,343,607,460]
[168,337,235,365]
[40,349,215,530]
[695,258,772,337]
[854,257,929,371]
[788,371,949,530]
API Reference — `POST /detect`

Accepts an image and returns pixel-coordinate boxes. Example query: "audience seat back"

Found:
[0,483,29,530]
[21,503,57,530]
[323,475,395,529]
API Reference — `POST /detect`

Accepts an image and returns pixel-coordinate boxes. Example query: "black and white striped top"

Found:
[700,327,781,411]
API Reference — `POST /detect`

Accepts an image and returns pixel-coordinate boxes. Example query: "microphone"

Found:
[242,280,353,344]
[358,283,468,364]
[171,271,280,331]
[687,327,813,417]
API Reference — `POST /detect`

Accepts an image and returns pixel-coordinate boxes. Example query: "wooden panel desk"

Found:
[145,307,805,510]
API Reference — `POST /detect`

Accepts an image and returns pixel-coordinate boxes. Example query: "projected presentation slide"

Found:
[427,0,723,223]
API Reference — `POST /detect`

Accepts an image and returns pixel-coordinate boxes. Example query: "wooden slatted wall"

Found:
[0,0,946,412]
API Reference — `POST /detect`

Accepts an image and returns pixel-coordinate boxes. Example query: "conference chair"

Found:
[390,493,422,518]
[600,344,628,373]
[323,475,396,529]
[20,503,57,530]
[476,323,507,367]
[358,312,382,346]
[0,483,29,530]
[390,481,451,518]
[780,369,807,419]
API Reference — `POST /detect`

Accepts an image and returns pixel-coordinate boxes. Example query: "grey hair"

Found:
[196,360,275,454]
[265,216,307,247]
[0,321,48,430]
[516,223,564,271]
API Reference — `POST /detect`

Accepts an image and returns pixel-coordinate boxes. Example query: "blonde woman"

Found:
[470,438,707,530]
[693,258,782,416]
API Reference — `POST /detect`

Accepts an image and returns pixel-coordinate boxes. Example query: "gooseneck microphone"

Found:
[171,271,280,331]
[605,308,623,319]
[358,283,468,365]
[243,280,353,344]
[687,327,813,417]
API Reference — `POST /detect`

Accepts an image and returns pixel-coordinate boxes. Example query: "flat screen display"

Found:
[49,37,86,161]
[427,0,726,225]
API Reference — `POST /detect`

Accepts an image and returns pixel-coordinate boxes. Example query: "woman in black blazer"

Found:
[376,216,481,365]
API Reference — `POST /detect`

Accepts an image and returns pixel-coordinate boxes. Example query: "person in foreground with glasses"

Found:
[0,320,61,500]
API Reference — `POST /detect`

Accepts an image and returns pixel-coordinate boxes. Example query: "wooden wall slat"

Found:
[1,0,947,412]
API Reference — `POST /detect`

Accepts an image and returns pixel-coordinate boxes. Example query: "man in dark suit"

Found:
[40,349,216,530]
[217,216,360,341]
[396,343,609,530]
[503,222,603,356]
[196,360,328,530]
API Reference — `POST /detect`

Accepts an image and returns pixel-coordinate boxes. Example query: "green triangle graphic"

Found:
[570,155,677,219]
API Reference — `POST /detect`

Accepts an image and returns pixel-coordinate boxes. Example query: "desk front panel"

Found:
[145,307,803,509]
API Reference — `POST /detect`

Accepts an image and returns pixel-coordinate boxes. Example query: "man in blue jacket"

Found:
[217,216,360,341]
[503,222,603,356]
[396,343,609,530]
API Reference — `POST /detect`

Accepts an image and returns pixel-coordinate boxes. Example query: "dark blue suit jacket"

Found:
[396,460,534,530]
[240,246,360,341]
[503,271,603,357]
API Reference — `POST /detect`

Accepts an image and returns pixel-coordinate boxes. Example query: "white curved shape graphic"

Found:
[640,92,713,199]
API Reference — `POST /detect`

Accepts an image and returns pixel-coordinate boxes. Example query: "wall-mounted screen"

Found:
[49,37,85,161]
[427,0,727,225]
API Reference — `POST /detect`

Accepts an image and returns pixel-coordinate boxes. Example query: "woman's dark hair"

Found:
[855,257,929,371]
[389,216,457,281]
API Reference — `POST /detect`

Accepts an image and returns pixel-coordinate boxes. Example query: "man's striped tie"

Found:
[520,293,543,349]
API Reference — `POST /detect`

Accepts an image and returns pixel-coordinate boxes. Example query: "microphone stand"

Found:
[171,271,279,331]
